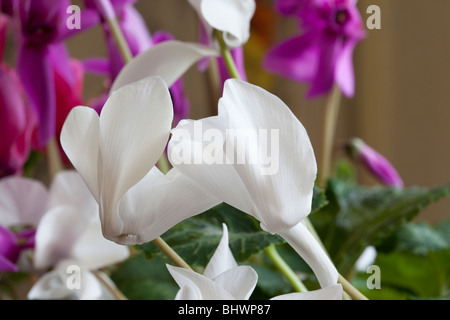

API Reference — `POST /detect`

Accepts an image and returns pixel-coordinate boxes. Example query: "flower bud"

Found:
[347,138,404,188]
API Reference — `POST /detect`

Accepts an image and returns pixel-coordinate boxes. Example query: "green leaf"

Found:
[250,264,292,299]
[370,250,450,298]
[137,203,284,267]
[110,255,179,300]
[435,219,450,246]
[377,222,449,256]
[309,180,450,275]
[311,185,329,214]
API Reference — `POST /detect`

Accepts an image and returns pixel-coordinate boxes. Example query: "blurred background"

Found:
[65,0,449,223]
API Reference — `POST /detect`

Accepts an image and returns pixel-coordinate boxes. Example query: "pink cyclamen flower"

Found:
[83,0,190,125]
[0,64,35,177]
[264,0,365,98]
[347,138,404,188]
[0,225,35,272]
[5,0,98,147]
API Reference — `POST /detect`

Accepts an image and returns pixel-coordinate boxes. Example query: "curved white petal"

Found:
[270,284,343,300]
[70,217,130,270]
[211,266,258,300]
[98,76,173,239]
[169,79,317,234]
[278,222,338,288]
[167,264,236,300]
[175,284,203,300]
[219,79,317,233]
[46,170,98,220]
[200,0,255,48]
[33,206,87,270]
[110,41,219,93]
[60,106,101,202]
[168,118,252,215]
[203,224,237,279]
[0,176,48,227]
[114,167,220,245]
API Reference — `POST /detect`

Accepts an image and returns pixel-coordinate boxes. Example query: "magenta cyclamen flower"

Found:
[83,0,190,125]
[5,0,98,147]
[264,0,365,98]
[0,225,35,272]
[0,65,35,177]
[347,138,404,188]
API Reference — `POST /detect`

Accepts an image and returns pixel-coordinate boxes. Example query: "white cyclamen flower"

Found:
[167,224,258,300]
[0,171,129,272]
[168,224,342,300]
[168,79,338,288]
[33,170,129,271]
[60,76,220,245]
[109,0,255,93]
[0,170,129,300]
[187,0,256,48]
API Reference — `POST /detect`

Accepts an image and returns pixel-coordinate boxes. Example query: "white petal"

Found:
[167,264,235,299]
[201,0,255,48]
[168,118,253,215]
[78,270,117,300]
[28,267,76,300]
[212,266,258,300]
[0,176,48,227]
[203,224,237,279]
[219,79,317,233]
[355,246,377,272]
[33,206,87,270]
[28,262,115,300]
[114,167,220,245]
[60,106,101,202]
[175,285,203,300]
[110,41,219,93]
[98,76,173,239]
[278,222,338,288]
[46,170,98,220]
[270,284,343,300]
[70,217,130,270]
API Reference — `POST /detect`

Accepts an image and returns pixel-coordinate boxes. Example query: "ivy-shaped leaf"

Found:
[309,180,450,275]
[137,203,284,267]
[110,255,179,300]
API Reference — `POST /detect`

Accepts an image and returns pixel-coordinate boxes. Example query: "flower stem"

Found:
[264,244,309,293]
[214,30,241,80]
[337,273,368,300]
[91,269,128,300]
[319,85,341,188]
[94,0,133,64]
[152,237,193,271]
[105,17,133,63]
[305,217,369,300]
[46,137,64,180]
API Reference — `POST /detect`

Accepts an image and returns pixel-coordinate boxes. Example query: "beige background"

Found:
[67,0,450,223]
